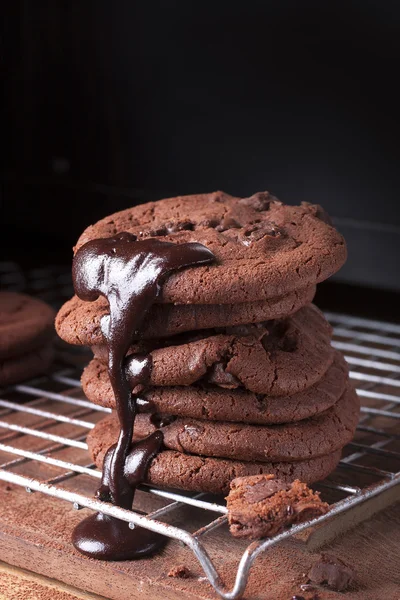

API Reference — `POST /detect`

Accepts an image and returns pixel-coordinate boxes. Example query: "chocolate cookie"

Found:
[226,474,329,539]
[55,285,315,345]
[92,384,358,463]
[74,191,346,304]
[0,343,55,386]
[87,415,342,494]
[87,304,333,396]
[0,292,55,360]
[83,351,348,425]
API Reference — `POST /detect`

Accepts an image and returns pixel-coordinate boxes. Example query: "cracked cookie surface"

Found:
[82,350,348,425]
[84,304,333,396]
[88,414,343,494]
[88,384,359,463]
[129,384,359,462]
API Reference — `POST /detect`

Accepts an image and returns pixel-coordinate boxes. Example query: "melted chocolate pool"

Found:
[71,232,215,560]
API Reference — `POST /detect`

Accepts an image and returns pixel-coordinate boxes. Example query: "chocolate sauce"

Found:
[71,232,215,560]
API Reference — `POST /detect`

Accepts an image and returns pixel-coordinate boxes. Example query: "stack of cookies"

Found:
[56,191,359,495]
[0,292,55,387]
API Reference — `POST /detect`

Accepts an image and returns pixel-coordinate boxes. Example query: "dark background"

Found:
[1,1,400,314]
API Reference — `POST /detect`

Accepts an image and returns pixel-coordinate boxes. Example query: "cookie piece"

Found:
[226,474,329,539]
[168,565,192,579]
[94,384,359,462]
[0,343,55,386]
[55,285,315,345]
[88,304,333,397]
[88,415,342,494]
[83,351,348,425]
[74,191,346,304]
[0,292,55,361]
[308,554,354,591]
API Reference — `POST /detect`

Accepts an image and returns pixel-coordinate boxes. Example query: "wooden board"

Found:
[0,381,399,599]
[0,562,105,600]
[0,480,399,600]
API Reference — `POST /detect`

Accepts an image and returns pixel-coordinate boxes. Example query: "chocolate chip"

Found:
[261,320,298,353]
[151,414,176,428]
[224,323,262,337]
[143,226,168,237]
[308,553,354,592]
[243,478,290,503]
[207,362,241,388]
[197,217,221,229]
[240,191,280,212]
[241,222,282,245]
[261,321,287,352]
[143,220,194,237]
[215,215,241,231]
[255,394,267,409]
[165,220,194,233]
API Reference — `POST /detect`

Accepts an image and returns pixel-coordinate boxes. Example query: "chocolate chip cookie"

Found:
[74,191,346,304]
[83,351,348,424]
[0,343,55,387]
[0,292,55,360]
[88,413,343,494]
[0,292,56,386]
[86,304,333,396]
[129,384,359,462]
[55,285,316,345]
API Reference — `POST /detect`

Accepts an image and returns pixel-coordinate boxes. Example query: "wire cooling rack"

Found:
[0,263,400,599]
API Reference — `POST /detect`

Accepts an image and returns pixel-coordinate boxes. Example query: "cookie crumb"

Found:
[226,474,329,539]
[168,565,191,578]
[308,553,354,592]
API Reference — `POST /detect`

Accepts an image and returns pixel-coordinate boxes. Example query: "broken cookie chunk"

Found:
[308,553,354,592]
[168,564,192,578]
[226,474,329,539]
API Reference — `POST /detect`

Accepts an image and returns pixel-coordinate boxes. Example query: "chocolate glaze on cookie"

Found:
[55,285,316,344]
[125,384,359,462]
[88,304,334,397]
[71,232,215,560]
[74,191,346,304]
[82,351,349,425]
[88,415,343,494]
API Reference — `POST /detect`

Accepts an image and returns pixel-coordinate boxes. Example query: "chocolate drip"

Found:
[71,232,215,560]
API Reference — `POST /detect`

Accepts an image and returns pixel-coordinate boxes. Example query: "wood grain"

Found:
[0,387,399,599]
[0,562,105,600]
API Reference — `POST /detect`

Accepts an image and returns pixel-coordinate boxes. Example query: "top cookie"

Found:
[0,292,56,360]
[74,191,346,304]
